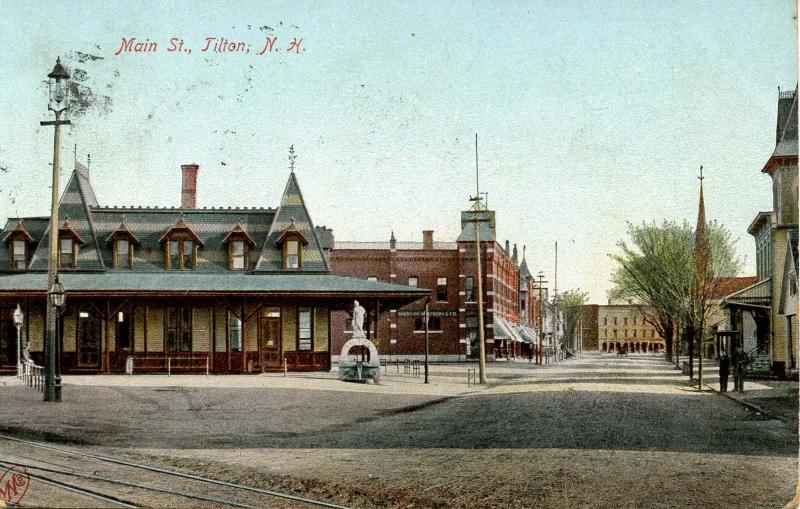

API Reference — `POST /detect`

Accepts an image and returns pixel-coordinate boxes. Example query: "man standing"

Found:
[732,346,747,392]
[718,351,730,392]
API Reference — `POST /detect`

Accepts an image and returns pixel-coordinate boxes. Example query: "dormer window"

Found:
[159,217,203,271]
[286,240,300,269]
[4,220,33,271]
[59,238,74,268]
[57,219,84,269]
[106,221,141,270]
[222,223,256,271]
[275,219,308,270]
[168,239,195,270]
[12,240,26,270]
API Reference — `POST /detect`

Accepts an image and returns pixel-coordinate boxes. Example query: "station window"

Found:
[228,312,242,352]
[298,308,313,351]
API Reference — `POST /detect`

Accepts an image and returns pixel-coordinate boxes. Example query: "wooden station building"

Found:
[0,159,426,374]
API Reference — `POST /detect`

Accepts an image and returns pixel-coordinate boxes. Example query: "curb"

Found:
[702,382,797,433]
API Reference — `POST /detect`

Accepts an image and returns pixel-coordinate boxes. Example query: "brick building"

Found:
[595,300,666,353]
[330,203,541,361]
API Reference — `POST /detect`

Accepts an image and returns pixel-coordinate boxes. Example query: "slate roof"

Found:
[764,87,799,172]
[0,161,427,301]
[255,172,329,272]
[0,271,429,296]
[2,162,349,276]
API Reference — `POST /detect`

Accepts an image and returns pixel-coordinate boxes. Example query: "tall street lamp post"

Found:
[13,304,23,378]
[49,276,66,400]
[41,58,71,402]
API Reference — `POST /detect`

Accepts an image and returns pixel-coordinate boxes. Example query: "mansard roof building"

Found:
[0,159,426,374]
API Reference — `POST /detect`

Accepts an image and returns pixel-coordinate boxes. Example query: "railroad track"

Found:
[0,433,351,508]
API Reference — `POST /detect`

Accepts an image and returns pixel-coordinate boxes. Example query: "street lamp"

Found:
[13,304,23,378]
[49,275,66,401]
[41,58,71,402]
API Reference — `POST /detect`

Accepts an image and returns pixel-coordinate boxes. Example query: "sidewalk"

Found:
[683,360,800,433]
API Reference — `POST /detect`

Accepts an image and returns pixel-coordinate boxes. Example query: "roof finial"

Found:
[73,143,77,166]
[87,153,91,172]
[288,145,297,173]
[120,214,126,226]
[698,164,704,181]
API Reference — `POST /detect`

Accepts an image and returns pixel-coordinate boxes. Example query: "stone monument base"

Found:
[338,337,381,383]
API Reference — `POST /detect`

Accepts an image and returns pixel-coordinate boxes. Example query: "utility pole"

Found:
[466,133,489,384]
[536,272,547,365]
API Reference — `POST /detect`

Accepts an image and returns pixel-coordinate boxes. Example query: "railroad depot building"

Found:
[330,204,544,361]
[0,160,426,374]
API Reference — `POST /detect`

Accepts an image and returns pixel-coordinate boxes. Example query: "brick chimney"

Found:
[181,164,199,209]
[422,230,434,250]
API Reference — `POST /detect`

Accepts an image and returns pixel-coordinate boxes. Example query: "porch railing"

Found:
[21,358,45,393]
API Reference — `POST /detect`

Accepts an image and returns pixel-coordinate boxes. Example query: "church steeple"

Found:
[694,165,708,281]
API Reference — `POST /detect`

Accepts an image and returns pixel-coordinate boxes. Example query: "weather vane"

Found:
[288,145,297,173]
[698,165,704,181]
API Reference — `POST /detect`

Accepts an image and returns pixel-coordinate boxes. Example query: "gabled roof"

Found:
[2,220,33,243]
[58,219,85,244]
[747,211,773,236]
[29,164,105,270]
[255,172,329,272]
[105,222,141,246]
[221,223,256,246]
[275,219,309,245]
[158,217,205,246]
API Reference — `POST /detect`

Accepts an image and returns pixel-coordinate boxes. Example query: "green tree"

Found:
[609,220,740,365]
[559,290,589,352]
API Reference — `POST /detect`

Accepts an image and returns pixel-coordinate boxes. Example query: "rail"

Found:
[21,357,44,393]
[125,354,210,376]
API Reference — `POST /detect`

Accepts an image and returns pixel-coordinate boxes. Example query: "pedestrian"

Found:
[718,351,730,392]
[732,346,747,392]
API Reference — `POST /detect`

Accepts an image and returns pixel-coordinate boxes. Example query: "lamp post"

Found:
[41,58,70,402]
[49,275,66,401]
[13,304,23,378]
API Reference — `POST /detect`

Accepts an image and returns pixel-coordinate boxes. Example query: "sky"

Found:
[0,1,796,303]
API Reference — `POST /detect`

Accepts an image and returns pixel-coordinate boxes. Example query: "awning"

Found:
[515,325,538,344]
[493,317,524,343]
[722,278,771,309]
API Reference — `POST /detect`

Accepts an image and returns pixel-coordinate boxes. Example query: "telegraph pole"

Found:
[536,272,547,365]
[467,133,489,384]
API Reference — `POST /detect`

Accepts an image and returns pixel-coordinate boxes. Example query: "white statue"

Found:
[352,300,366,339]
